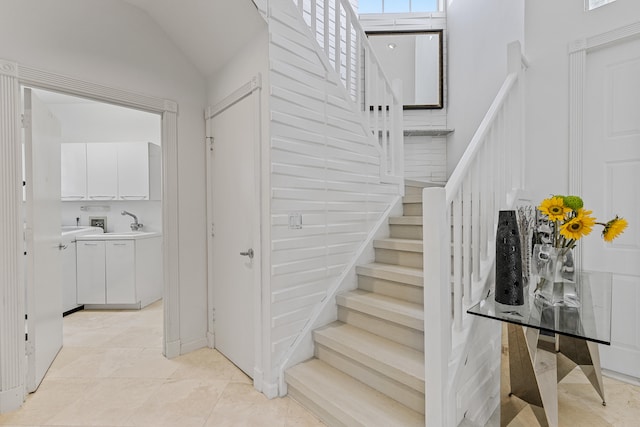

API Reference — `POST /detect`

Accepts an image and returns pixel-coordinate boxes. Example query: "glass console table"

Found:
[467,271,612,427]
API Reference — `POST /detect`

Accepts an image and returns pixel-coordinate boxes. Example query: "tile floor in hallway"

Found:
[0,301,326,427]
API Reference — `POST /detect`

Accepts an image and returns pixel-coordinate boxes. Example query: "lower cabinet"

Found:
[76,237,161,307]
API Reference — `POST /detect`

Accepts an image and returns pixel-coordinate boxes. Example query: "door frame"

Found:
[204,74,268,393]
[0,58,180,412]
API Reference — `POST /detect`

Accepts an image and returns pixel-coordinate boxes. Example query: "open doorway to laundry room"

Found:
[23,87,164,392]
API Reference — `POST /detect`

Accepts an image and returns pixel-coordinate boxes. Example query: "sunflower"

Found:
[560,209,596,240]
[602,216,628,242]
[539,196,571,221]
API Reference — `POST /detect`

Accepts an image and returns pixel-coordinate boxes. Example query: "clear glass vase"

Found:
[532,244,579,307]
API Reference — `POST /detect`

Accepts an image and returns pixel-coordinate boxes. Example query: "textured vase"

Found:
[495,210,524,305]
[532,244,579,307]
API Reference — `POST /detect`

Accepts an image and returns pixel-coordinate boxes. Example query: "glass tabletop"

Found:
[467,271,612,345]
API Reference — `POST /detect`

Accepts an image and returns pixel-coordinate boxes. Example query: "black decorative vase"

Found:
[495,210,524,306]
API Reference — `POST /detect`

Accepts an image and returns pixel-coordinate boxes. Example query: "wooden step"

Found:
[374,238,423,268]
[286,358,424,427]
[356,262,423,304]
[337,290,424,350]
[389,216,423,240]
[313,322,425,413]
[402,195,422,216]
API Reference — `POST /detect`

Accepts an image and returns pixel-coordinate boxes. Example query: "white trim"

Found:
[205,74,262,121]
[0,386,24,413]
[165,340,181,359]
[205,75,265,394]
[180,337,209,355]
[0,59,180,414]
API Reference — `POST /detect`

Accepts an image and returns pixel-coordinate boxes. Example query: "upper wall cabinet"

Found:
[87,143,119,200]
[61,142,161,201]
[61,143,88,201]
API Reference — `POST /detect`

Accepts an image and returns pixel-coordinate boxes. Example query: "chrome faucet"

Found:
[121,210,143,231]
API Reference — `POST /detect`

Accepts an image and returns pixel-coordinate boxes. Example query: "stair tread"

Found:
[402,195,422,203]
[287,359,424,427]
[315,321,425,388]
[373,238,423,252]
[356,262,423,287]
[337,290,424,330]
[389,216,423,225]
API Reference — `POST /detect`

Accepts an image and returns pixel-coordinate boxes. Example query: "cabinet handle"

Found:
[120,196,147,200]
[62,195,85,200]
[112,243,128,246]
[89,196,116,200]
[83,243,99,246]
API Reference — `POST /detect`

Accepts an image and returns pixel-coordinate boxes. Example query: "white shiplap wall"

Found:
[268,0,400,372]
[404,134,446,183]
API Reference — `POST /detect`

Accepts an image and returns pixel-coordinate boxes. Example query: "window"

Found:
[359,0,439,13]
[587,0,616,10]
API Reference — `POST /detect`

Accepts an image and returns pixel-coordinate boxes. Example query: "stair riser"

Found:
[375,248,423,269]
[389,224,423,240]
[357,275,423,305]
[404,186,424,197]
[287,385,347,427]
[315,345,425,415]
[338,307,424,351]
[403,203,422,216]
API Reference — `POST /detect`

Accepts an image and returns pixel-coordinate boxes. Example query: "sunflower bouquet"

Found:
[530,195,627,306]
[537,195,628,249]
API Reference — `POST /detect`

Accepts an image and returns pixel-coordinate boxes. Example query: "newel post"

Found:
[423,187,453,426]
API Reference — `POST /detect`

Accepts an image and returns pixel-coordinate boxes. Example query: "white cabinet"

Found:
[62,142,160,201]
[76,234,162,308]
[86,143,118,200]
[76,241,106,304]
[61,143,87,200]
[105,241,136,303]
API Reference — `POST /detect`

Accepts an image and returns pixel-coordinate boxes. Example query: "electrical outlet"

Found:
[89,216,107,232]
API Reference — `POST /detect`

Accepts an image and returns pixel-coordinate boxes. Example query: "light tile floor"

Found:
[0,301,326,427]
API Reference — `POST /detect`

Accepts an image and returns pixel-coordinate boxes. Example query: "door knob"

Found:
[240,248,254,259]
[58,243,68,250]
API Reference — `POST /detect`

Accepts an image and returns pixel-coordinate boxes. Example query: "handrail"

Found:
[292,0,403,181]
[423,40,526,426]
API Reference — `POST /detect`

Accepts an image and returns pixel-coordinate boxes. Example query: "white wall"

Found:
[44,100,161,145]
[525,0,640,200]
[446,0,524,175]
[0,0,208,352]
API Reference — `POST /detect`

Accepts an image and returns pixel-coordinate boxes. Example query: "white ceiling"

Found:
[121,0,266,77]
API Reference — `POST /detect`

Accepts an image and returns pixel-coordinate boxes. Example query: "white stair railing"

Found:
[422,41,527,426]
[292,0,404,181]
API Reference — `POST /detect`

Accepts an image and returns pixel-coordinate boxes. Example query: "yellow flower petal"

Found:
[538,196,571,221]
[559,209,596,240]
[603,216,628,242]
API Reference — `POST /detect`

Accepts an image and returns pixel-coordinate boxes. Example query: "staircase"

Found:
[286,182,428,426]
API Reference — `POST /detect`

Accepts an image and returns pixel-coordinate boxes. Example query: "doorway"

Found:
[23,87,164,391]
[206,79,262,380]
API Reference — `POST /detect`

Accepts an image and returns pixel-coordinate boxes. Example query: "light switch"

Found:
[288,212,302,229]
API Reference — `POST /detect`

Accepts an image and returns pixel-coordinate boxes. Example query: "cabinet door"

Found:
[106,240,136,304]
[117,143,149,200]
[76,241,106,304]
[62,241,80,312]
[86,143,118,200]
[61,143,87,200]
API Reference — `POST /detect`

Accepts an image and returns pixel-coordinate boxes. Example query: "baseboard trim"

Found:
[206,331,215,348]
[180,337,208,355]
[0,384,24,414]
[165,339,181,359]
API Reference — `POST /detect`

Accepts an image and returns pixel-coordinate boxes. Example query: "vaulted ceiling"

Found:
[121,0,266,77]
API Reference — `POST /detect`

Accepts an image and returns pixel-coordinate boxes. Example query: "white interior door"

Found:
[207,93,258,378]
[23,88,63,392]
[583,37,640,379]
